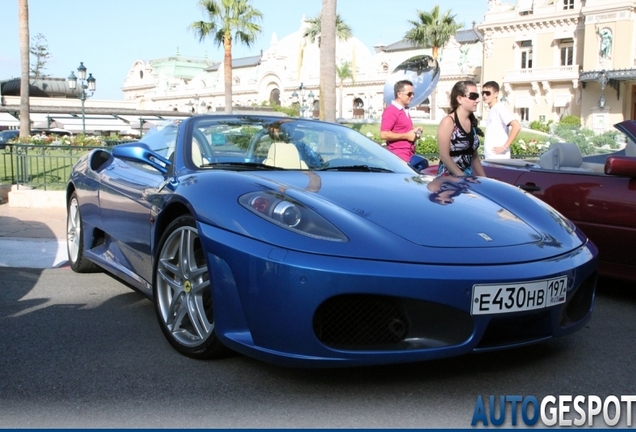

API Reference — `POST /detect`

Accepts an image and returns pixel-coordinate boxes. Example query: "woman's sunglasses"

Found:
[465,92,480,101]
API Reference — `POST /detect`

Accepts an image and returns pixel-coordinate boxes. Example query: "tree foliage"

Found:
[190,0,263,113]
[302,12,352,47]
[404,5,462,59]
[336,61,354,119]
[29,33,51,78]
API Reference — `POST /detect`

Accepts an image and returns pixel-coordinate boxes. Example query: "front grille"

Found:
[476,310,551,349]
[314,295,409,347]
[313,294,473,351]
[561,271,596,326]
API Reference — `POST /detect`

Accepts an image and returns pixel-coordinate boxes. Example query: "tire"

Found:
[67,192,99,273]
[153,215,230,359]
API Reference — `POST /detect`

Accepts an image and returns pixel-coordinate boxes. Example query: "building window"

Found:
[518,108,530,121]
[560,44,573,66]
[563,0,574,9]
[520,41,533,69]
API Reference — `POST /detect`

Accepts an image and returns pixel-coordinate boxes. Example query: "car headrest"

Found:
[539,142,582,170]
[625,139,636,157]
[264,142,306,169]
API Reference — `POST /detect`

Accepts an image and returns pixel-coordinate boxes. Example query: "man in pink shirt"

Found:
[380,80,423,162]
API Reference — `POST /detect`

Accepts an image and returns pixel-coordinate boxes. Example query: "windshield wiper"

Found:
[318,164,394,173]
[201,162,285,170]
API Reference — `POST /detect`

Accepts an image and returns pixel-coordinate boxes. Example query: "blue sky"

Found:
[1,0,489,100]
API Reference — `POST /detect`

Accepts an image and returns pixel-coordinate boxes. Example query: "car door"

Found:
[98,156,167,284]
[509,168,636,276]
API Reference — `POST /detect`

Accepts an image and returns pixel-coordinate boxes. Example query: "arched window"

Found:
[270,88,281,105]
[353,98,365,119]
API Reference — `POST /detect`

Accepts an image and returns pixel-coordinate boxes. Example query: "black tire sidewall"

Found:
[152,215,228,360]
[67,192,97,273]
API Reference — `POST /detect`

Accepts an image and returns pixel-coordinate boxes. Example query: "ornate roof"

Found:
[381,28,484,53]
[1,78,49,97]
[0,77,78,98]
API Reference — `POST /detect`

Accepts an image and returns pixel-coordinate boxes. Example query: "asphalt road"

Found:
[1,268,635,428]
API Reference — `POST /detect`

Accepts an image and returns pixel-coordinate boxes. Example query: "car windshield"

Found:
[170,116,416,174]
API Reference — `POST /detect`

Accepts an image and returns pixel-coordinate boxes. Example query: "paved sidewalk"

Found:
[0,204,68,268]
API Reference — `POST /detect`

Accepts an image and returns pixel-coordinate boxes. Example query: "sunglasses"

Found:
[401,91,415,97]
[481,91,492,97]
[465,92,480,101]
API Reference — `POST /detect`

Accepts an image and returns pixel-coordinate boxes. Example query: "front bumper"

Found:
[199,223,597,367]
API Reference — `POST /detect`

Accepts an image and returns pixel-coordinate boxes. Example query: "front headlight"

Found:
[239,191,348,242]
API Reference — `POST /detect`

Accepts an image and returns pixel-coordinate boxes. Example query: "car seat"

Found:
[263,142,308,169]
[539,142,586,171]
[625,139,636,157]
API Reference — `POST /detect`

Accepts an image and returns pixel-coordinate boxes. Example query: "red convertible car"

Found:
[480,120,636,282]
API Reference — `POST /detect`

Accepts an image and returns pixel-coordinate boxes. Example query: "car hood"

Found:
[182,171,588,265]
[266,172,563,247]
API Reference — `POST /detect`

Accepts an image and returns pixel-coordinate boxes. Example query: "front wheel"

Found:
[67,192,98,273]
[153,215,230,359]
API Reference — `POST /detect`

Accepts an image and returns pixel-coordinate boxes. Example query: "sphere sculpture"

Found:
[383,55,440,108]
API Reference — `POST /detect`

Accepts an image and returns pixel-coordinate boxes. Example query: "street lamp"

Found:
[67,62,96,135]
[293,83,315,118]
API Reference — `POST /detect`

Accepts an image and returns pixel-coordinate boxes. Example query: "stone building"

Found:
[121,16,483,122]
[478,0,636,131]
[6,1,636,133]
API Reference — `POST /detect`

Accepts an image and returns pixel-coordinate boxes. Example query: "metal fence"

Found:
[0,142,120,191]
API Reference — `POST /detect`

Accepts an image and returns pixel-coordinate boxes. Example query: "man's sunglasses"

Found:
[465,92,480,100]
[401,91,415,97]
[481,90,492,97]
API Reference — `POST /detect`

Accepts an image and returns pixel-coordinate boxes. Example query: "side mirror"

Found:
[409,154,429,172]
[112,142,171,174]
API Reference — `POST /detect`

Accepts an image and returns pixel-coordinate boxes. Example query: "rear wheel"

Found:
[67,192,98,273]
[153,215,230,359]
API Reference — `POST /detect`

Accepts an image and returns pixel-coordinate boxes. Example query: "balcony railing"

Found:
[504,65,580,83]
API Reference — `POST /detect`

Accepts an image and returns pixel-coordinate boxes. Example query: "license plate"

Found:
[471,276,567,315]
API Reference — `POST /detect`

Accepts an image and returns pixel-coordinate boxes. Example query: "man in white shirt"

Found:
[482,81,521,159]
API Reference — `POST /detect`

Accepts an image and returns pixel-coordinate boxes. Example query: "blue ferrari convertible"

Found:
[66,115,598,367]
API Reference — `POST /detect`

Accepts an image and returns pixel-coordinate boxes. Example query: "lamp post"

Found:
[292,83,315,118]
[67,62,96,135]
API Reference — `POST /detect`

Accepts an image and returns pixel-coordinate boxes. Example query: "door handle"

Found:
[518,184,541,192]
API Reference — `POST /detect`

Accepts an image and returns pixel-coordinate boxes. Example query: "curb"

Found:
[7,186,66,209]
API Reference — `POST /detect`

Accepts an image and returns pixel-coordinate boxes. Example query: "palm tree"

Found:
[404,5,462,60]
[336,61,354,119]
[317,0,341,122]
[302,12,352,48]
[18,0,30,138]
[190,0,263,114]
[300,8,351,121]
